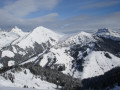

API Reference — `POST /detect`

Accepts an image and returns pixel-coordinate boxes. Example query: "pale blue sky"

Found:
[0,0,120,33]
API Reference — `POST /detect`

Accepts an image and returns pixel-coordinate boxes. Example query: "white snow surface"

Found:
[0,87,39,90]
[8,61,15,66]
[17,26,62,49]
[82,51,120,79]
[0,63,3,68]
[2,50,15,58]
[0,69,57,90]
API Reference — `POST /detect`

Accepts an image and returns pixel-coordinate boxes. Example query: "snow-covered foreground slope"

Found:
[0,87,39,90]
[0,69,57,90]
[0,84,120,90]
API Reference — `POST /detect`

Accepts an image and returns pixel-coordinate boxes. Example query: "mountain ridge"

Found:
[96,28,120,41]
[0,26,120,89]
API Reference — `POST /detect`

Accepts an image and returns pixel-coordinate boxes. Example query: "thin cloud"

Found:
[0,0,59,18]
[0,0,60,30]
[52,12,120,33]
[0,11,120,33]
[0,13,59,30]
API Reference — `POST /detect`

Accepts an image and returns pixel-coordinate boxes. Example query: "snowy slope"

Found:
[0,31,19,49]
[39,47,120,79]
[0,68,57,90]
[38,32,95,77]
[17,26,62,49]
[82,51,120,79]
[0,26,29,49]
[0,87,39,90]
[96,28,120,41]
[0,63,3,68]
[39,47,75,76]
[0,26,29,50]
[61,31,95,46]
[1,50,15,58]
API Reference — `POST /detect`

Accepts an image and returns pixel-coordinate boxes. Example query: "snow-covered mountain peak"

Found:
[17,26,62,49]
[61,31,95,46]
[10,26,26,36]
[96,28,120,41]
[32,26,61,37]
[30,26,62,41]
[96,28,110,34]
[0,30,19,49]
[11,26,22,33]
[33,26,52,32]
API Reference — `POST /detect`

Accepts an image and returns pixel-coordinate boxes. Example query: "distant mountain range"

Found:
[0,26,120,90]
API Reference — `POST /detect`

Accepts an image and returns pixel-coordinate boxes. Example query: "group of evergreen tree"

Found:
[0,62,82,90]
[0,62,120,90]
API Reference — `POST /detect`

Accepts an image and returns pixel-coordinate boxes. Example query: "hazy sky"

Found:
[0,0,120,33]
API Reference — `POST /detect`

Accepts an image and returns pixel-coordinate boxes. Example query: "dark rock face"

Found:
[69,44,89,72]
[0,56,12,67]
[70,44,90,59]
[34,42,44,55]
[104,53,112,59]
